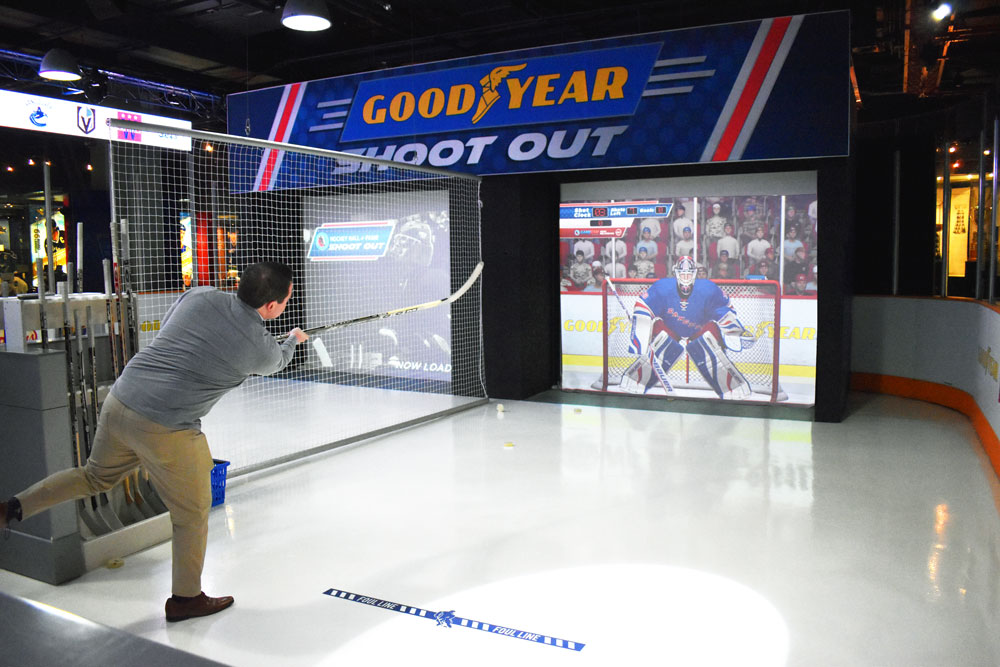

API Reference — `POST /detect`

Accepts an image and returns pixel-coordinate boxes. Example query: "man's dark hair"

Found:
[237,262,293,308]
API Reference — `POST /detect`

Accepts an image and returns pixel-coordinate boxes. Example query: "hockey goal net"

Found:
[594,278,783,402]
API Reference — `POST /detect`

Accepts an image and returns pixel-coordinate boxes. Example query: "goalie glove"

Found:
[714,312,757,352]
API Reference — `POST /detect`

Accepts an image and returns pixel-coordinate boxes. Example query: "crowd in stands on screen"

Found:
[703,202,728,242]
[634,228,658,258]
[782,225,804,262]
[787,272,816,296]
[605,257,627,278]
[712,257,734,279]
[569,250,593,288]
[602,237,627,265]
[633,248,655,278]
[715,222,740,262]
[674,226,694,259]
[583,263,606,291]
[637,217,662,240]
[572,237,596,263]
[671,204,693,241]
[785,246,810,285]
[746,227,772,266]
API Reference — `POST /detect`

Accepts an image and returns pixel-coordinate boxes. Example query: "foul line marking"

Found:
[323,588,585,652]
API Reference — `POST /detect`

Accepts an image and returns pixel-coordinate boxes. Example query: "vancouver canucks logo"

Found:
[29,106,48,127]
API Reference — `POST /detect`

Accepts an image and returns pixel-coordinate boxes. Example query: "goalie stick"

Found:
[604,276,674,394]
[279,261,484,342]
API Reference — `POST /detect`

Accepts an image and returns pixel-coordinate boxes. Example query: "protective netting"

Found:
[108,120,485,474]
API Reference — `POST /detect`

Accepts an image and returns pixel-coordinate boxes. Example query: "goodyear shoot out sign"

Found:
[229,12,848,185]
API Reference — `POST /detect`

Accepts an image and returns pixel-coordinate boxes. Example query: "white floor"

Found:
[3,393,1000,666]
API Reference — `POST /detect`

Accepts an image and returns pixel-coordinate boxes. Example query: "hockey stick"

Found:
[604,276,674,393]
[103,260,121,378]
[62,281,111,536]
[280,260,484,342]
[109,222,131,363]
[118,219,139,359]
[36,259,48,351]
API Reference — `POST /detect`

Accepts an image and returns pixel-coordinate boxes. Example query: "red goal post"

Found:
[597,278,783,402]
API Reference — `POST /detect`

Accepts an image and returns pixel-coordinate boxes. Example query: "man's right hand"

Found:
[289,327,309,343]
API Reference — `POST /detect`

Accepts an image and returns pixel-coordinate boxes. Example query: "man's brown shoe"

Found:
[165,593,234,622]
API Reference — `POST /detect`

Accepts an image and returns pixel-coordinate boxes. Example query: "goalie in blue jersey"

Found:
[619,256,754,399]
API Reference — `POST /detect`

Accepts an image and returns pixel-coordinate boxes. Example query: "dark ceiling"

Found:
[0,0,998,130]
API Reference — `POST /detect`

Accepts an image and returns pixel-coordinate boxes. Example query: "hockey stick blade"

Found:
[281,261,484,341]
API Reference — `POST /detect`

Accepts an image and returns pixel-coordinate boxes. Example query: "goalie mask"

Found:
[674,256,697,296]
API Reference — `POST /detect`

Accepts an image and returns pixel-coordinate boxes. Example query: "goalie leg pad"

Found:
[621,328,684,395]
[687,331,752,399]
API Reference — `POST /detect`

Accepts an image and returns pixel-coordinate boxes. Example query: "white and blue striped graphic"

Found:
[323,588,585,652]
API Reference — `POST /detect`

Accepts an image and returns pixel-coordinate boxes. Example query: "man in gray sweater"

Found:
[1,261,308,622]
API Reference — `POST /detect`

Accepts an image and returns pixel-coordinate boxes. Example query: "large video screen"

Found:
[303,190,452,383]
[560,172,817,406]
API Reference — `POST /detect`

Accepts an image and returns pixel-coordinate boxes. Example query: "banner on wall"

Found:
[0,89,191,150]
[227,11,849,185]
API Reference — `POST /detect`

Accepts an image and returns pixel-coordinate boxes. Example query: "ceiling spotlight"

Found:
[39,48,83,81]
[932,3,952,21]
[281,0,331,31]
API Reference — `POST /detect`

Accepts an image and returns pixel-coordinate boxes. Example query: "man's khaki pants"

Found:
[16,393,215,597]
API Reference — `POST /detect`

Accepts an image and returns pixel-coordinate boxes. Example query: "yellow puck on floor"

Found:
[496,403,505,412]
[573,407,582,413]
[504,442,515,448]
[106,558,124,569]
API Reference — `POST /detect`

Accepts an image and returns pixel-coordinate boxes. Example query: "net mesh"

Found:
[599,278,781,401]
[108,121,485,474]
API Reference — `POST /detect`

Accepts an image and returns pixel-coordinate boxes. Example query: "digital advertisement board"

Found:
[303,190,452,383]
[0,89,192,150]
[228,12,848,182]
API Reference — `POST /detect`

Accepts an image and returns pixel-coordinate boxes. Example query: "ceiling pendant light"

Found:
[39,48,83,81]
[281,0,331,31]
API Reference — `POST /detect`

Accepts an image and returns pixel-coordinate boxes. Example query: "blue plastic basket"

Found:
[211,459,230,507]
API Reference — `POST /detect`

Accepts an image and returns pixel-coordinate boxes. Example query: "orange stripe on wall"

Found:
[852,372,1000,481]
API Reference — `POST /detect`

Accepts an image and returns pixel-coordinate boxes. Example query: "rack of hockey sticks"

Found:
[28,218,169,539]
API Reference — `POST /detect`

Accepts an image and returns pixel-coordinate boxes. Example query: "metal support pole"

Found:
[941,141,952,297]
[976,115,987,300]
[991,116,999,303]
[892,149,901,295]
[43,160,55,291]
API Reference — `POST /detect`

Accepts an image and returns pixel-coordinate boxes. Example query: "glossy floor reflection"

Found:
[2,393,999,666]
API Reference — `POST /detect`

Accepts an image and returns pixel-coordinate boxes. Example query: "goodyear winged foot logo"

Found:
[340,43,662,142]
[471,63,527,123]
